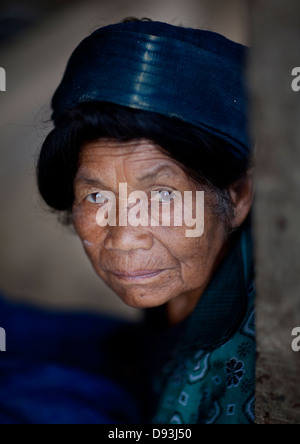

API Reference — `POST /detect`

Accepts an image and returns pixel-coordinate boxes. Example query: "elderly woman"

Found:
[37,19,255,424]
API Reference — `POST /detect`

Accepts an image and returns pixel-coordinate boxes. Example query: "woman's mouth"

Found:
[109,269,166,282]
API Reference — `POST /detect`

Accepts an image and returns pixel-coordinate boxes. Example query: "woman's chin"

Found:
[103,270,179,309]
[116,290,171,310]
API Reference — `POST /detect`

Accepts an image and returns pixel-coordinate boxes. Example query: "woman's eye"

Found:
[151,190,174,204]
[86,192,109,204]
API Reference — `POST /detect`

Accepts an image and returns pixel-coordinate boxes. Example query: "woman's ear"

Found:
[228,169,254,229]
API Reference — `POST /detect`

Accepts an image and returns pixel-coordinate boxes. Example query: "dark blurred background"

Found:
[0,0,62,47]
[0,0,250,319]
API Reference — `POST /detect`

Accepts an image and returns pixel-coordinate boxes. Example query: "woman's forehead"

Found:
[81,138,161,156]
[76,139,187,184]
[79,139,173,167]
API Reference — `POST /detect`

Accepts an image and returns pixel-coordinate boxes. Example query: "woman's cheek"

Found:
[72,205,102,248]
[153,223,203,263]
[155,211,226,286]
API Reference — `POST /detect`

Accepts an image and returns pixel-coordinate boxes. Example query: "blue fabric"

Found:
[52,21,250,159]
[0,357,139,424]
[0,298,142,424]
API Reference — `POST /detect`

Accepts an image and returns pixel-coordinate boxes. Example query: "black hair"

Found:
[37,101,250,226]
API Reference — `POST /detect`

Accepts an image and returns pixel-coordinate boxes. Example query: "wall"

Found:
[249,0,300,424]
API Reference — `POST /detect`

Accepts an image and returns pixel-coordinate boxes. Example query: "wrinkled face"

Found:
[73,139,229,317]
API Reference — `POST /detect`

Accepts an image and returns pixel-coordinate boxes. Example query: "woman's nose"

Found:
[104,225,153,252]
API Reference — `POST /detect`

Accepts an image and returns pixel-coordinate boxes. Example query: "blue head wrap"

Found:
[52,21,251,160]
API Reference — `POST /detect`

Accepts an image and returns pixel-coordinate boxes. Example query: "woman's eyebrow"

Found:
[74,176,107,188]
[137,164,178,182]
[75,164,178,187]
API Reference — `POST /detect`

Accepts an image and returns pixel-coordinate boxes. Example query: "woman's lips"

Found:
[109,269,166,282]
